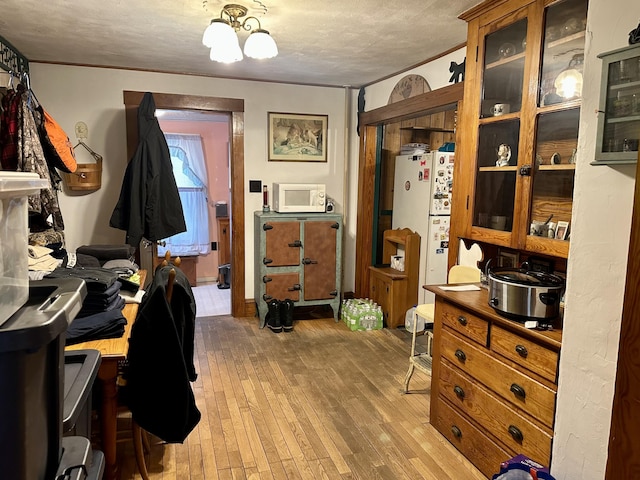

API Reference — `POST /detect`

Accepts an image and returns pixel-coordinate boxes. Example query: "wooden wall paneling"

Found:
[605,152,640,479]
[355,125,379,298]
[356,83,464,298]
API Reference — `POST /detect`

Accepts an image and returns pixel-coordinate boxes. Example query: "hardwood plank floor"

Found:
[116,314,486,479]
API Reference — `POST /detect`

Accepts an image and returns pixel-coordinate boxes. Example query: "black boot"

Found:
[281,299,294,332]
[266,299,282,333]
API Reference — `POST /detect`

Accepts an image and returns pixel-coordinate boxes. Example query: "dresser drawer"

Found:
[433,397,511,478]
[490,325,559,383]
[441,328,557,428]
[440,301,489,346]
[439,362,552,466]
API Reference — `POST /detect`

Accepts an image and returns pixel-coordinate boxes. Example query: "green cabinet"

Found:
[254,211,342,327]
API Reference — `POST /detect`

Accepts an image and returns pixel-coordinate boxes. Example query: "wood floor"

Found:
[116,312,486,479]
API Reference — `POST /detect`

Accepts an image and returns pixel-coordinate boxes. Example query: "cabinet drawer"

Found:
[441,328,556,428]
[433,397,511,478]
[440,301,489,346]
[439,362,552,466]
[491,325,559,383]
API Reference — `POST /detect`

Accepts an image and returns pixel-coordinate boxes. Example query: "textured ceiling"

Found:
[0,0,479,88]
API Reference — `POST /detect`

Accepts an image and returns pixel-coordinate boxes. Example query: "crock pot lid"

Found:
[489,268,564,287]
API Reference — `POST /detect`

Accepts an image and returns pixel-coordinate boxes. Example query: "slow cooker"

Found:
[488,267,565,321]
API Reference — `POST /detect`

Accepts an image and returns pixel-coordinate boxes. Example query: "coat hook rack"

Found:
[0,35,29,76]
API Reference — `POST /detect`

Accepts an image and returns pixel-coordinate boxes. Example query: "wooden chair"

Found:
[403,264,481,393]
[128,251,181,480]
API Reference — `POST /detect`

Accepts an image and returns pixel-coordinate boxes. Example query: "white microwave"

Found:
[273,183,326,213]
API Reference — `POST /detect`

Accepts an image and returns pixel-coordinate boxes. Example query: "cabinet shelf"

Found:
[485,52,525,70]
[546,30,585,49]
[606,114,640,124]
[537,164,576,171]
[478,166,518,172]
[400,127,455,133]
[591,158,638,166]
[609,80,640,92]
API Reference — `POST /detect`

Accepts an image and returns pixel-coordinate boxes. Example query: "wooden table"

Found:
[66,270,147,480]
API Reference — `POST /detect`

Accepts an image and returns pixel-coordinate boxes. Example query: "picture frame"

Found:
[268,112,328,162]
[498,249,519,268]
[555,221,569,240]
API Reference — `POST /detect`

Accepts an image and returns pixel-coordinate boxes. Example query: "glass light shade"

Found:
[210,42,243,63]
[554,69,583,99]
[202,18,236,48]
[243,29,278,59]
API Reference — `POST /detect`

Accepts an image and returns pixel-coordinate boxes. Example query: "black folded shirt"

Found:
[65,309,128,345]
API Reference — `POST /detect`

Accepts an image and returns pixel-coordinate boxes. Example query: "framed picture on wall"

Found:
[268,112,328,162]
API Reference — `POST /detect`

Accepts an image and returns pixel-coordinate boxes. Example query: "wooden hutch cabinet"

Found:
[434,0,587,475]
[254,211,342,328]
[450,0,587,265]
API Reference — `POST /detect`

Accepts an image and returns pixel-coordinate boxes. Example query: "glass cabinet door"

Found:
[472,19,527,234]
[594,44,640,164]
[526,0,586,253]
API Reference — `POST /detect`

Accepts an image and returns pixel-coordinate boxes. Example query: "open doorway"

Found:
[157,110,231,316]
[123,91,247,318]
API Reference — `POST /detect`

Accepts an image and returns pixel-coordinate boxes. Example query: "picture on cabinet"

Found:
[556,221,569,240]
[268,112,328,162]
[498,249,519,268]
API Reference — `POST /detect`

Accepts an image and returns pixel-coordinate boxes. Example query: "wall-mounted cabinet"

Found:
[593,44,640,165]
[452,0,587,261]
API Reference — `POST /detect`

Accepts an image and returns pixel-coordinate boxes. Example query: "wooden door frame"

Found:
[354,82,464,298]
[123,91,247,317]
[605,155,640,477]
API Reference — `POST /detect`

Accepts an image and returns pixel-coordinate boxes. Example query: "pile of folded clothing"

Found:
[45,244,143,345]
[27,245,61,274]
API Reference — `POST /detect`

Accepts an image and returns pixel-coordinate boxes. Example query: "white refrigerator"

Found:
[392,151,454,305]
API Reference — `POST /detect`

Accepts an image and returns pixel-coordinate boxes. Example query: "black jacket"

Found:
[122,265,200,443]
[109,92,186,247]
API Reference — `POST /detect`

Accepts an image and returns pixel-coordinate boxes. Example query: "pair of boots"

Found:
[266,299,294,333]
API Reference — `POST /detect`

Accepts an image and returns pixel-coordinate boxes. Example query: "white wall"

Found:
[30,64,346,298]
[552,1,639,478]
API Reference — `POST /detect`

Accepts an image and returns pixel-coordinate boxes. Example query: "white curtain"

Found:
[158,134,210,256]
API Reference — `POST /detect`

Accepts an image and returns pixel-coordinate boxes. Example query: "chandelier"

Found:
[202,3,278,63]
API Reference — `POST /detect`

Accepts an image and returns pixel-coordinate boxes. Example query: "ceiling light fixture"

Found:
[554,53,584,99]
[202,3,278,64]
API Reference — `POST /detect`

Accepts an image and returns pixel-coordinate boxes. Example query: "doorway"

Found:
[123,91,247,318]
[157,110,231,315]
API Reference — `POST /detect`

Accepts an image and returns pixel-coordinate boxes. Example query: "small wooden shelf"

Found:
[546,30,585,49]
[538,164,576,171]
[400,127,455,133]
[485,52,525,70]
[478,166,518,172]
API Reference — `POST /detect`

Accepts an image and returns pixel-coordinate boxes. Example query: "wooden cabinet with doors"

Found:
[449,0,588,266]
[368,228,420,329]
[427,285,562,477]
[254,211,342,327]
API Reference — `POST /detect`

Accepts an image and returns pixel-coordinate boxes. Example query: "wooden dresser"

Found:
[427,284,562,477]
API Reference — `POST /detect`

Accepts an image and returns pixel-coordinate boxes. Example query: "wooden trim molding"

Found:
[605,155,640,478]
[123,91,247,317]
[354,83,464,298]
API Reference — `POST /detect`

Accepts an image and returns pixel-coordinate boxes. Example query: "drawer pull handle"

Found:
[453,385,465,399]
[302,257,318,265]
[288,284,301,291]
[508,425,524,443]
[288,240,302,248]
[454,349,467,363]
[510,383,526,399]
[457,315,467,326]
[515,344,528,358]
[451,425,462,439]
